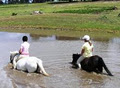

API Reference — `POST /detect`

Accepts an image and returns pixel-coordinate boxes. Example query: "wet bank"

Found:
[0,28,120,41]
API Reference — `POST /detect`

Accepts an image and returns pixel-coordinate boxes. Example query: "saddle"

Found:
[82,57,89,65]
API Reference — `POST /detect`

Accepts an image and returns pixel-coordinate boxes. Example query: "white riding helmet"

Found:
[82,35,90,41]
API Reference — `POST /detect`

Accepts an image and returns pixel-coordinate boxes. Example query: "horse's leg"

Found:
[94,64,103,74]
[37,60,49,76]
[13,56,18,69]
[98,65,103,73]
[94,68,102,74]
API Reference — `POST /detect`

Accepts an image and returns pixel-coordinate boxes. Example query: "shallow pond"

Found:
[0,32,120,88]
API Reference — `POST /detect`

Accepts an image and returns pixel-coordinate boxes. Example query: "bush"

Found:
[118,13,120,17]
[0,1,3,4]
[55,6,117,14]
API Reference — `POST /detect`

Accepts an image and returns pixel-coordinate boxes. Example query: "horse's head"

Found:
[72,54,81,65]
[10,51,19,64]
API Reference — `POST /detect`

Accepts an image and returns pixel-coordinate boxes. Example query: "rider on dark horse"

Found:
[73,35,94,69]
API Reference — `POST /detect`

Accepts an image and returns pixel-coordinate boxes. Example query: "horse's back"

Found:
[26,57,38,72]
[80,55,102,72]
[16,58,28,71]
[25,57,42,72]
[16,56,43,72]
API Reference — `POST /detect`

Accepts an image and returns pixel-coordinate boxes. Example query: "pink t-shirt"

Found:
[20,42,30,55]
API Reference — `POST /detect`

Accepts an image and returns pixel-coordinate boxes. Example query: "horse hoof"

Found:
[72,66,79,69]
[44,73,49,76]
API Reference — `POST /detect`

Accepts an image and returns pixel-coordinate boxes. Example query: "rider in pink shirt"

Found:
[19,36,30,59]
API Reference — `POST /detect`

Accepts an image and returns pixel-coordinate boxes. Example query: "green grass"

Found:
[0,1,120,38]
[56,6,116,14]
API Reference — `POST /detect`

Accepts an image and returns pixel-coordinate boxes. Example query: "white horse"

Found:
[10,51,49,76]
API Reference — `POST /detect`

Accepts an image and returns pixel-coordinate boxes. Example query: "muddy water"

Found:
[0,32,120,88]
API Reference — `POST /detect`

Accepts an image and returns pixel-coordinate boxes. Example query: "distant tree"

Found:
[92,0,99,1]
[33,0,46,3]
[0,0,3,4]
[69,0,72,2]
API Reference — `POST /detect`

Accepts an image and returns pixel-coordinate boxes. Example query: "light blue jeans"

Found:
[77,55,84,68]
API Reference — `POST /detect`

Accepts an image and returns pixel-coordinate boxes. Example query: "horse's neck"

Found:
[12,54,19,62]
[14,54,19,59]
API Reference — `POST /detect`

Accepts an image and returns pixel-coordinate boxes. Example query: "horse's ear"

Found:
[10,51,19,54]
[10,51,12,54]
[15,51,19,53]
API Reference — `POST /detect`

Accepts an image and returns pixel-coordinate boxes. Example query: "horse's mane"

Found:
[10,51,19,63]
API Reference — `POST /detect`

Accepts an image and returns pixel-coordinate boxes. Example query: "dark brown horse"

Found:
[71,54,113,76]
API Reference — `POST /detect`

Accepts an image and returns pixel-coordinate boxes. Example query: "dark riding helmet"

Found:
[22,36,28,42]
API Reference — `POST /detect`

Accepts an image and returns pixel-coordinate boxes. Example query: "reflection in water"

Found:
[110,37,120,44]
[30,34,80,41]
[30,34,41,41]
[0,32,120,88]
[30,34,56,42]
[92,37,110,42]
[0,32,30,42]
[1,32,119,42]
[40,35,56,41]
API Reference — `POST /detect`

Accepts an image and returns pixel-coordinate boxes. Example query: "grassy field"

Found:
[0,1,120,38]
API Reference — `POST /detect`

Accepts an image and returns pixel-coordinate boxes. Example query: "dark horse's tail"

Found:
[99,57,113,76]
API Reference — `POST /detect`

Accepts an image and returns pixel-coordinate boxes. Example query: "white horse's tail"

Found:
[37,59,49,76]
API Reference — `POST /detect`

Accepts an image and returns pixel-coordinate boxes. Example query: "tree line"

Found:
[0,0,119,4]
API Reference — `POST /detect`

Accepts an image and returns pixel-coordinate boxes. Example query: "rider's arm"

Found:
[81,48,85,56]
[92,48,93,52]
[19,45,23,54]
[81,43,86,55]
[19,49,22,54]
[13,57,17,69]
